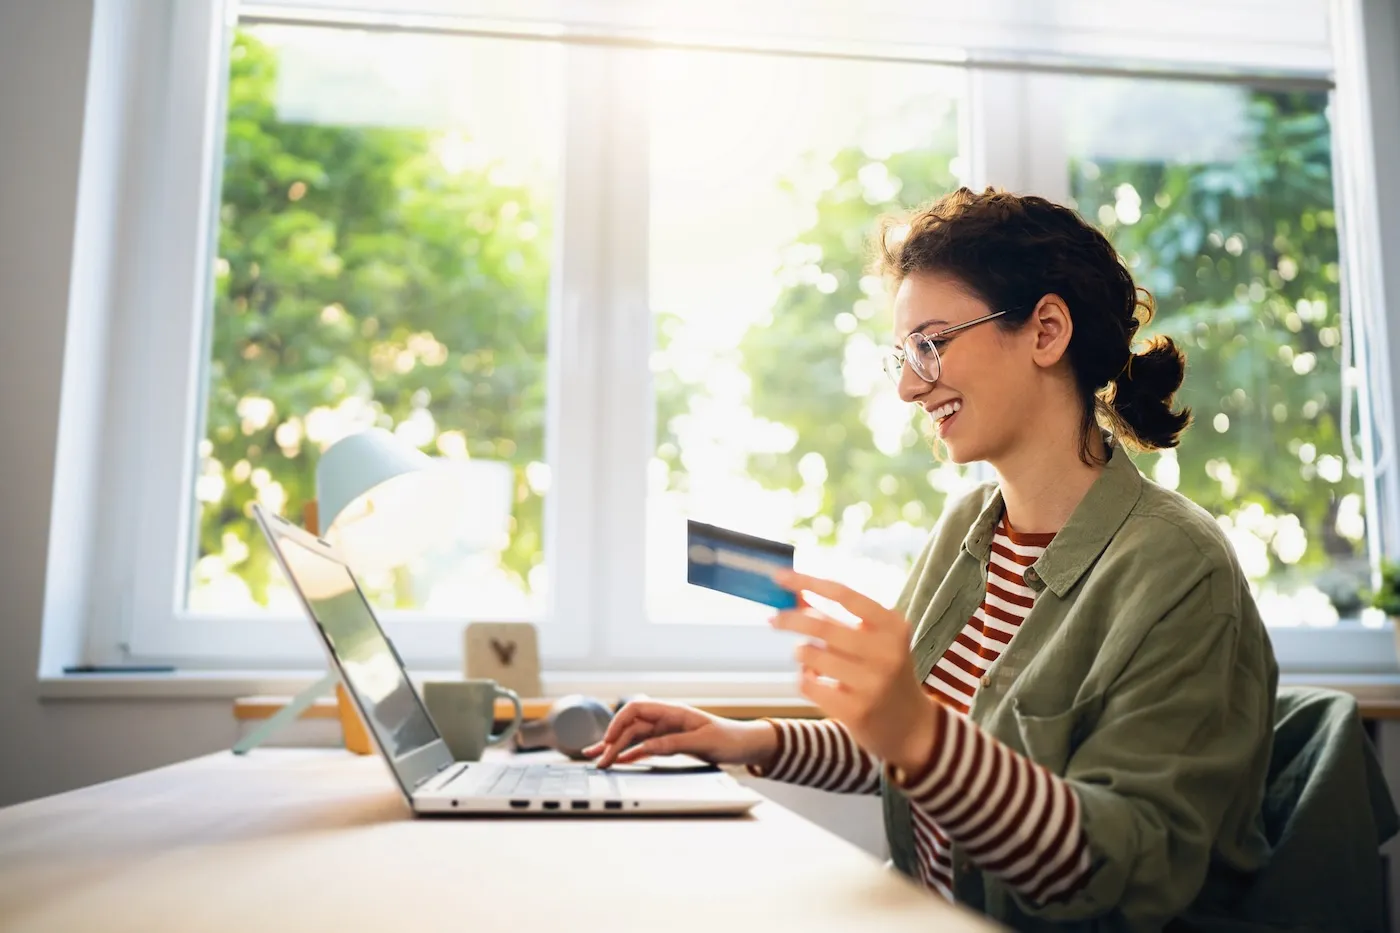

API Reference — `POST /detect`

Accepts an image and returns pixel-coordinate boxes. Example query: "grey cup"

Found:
[422,679,523,761]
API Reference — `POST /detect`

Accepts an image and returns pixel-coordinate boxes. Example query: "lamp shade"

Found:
[315,428,466,573]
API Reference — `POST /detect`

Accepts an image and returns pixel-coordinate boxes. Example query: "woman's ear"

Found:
[1029,294,1072,368]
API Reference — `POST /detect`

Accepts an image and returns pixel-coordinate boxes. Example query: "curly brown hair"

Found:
[876,186,1192,464]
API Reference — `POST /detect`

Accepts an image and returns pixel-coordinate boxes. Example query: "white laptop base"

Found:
[415,758,758,815]
[252,504,760,817]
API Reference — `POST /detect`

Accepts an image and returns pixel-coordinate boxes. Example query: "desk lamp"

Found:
[234,427,462,754]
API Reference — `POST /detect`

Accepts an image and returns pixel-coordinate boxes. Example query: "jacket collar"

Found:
[960,435,1144,598]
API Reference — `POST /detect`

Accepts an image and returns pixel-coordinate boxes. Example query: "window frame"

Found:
[81,0,1400,676]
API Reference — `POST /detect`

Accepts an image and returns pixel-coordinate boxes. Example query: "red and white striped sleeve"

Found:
[745,718,881,795]
[890,703,1094,904]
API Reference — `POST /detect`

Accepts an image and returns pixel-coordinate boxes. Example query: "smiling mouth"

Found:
[928,399,962,424]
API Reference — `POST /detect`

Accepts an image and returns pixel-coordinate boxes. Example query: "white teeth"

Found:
[931,400,962,422]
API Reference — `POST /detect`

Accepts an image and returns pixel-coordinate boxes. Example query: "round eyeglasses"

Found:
[881,310,1009,385]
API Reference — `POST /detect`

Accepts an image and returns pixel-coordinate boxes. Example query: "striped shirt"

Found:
[751,516,1093,905]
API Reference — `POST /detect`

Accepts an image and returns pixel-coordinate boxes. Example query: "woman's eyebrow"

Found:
[905,318,947,338]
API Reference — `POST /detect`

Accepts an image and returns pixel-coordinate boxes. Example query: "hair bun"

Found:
[1111,336,1192,449]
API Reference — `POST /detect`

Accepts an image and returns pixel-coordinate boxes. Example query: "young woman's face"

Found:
[891,272,1030,465]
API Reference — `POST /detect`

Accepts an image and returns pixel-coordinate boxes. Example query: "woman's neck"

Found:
[992,427,1107,536]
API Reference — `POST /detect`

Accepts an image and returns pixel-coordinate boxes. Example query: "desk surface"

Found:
[0,750,1000,933]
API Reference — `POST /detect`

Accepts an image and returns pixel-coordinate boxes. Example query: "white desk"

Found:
[0,750,1001,932]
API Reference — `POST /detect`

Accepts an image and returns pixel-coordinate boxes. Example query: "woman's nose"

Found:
[897,361,931,403]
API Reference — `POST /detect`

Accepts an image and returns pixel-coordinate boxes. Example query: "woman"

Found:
[584,187,1277,931]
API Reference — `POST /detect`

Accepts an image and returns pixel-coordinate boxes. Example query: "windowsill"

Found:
[34,668,1400,715]
[35,669,809,702]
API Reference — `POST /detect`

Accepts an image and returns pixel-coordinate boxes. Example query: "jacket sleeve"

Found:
[999,572,1273,926]
[746,718,882,795]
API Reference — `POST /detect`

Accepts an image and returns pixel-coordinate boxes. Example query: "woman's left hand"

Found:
[769,569,939,774]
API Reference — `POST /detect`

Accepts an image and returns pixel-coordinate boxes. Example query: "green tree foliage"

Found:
[198,30,551,605]
[1075,90,1359,582]
[736,145,963,533]
[204,33,1359,615]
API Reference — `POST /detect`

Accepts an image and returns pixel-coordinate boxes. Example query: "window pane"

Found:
[1059,77,1363,626]
[189,25,560,618]
[646,49,968,624]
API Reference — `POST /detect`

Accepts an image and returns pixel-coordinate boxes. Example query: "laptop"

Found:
[253,504,761,816]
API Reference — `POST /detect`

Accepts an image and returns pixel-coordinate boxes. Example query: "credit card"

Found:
[686,520,797,609]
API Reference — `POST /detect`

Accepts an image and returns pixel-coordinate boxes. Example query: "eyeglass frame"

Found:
[882,309,1010,385]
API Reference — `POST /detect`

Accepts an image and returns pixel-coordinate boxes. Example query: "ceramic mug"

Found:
[422,679,523,761]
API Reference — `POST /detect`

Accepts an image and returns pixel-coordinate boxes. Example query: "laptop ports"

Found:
[604,800,623,810]
[542,801,561,810]
[509,800,530,809]
[570,801,590,810]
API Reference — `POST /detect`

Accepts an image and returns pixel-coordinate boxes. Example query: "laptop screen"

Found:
[259,511,449,787]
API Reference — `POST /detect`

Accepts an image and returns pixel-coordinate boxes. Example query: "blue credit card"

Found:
[686,520,797,609]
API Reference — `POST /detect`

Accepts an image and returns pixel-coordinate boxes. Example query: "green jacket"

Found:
[883,441,1278,931]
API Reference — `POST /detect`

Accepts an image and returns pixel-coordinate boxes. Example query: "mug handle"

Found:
[487,686,523,747]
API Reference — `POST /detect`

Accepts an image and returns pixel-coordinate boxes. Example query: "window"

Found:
[89,0,1397,675]
[645,50,971,626]
[1050,76,1366,628]
[194,25,560,623]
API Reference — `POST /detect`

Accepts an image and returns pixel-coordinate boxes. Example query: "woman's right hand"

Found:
[582,700,778,771]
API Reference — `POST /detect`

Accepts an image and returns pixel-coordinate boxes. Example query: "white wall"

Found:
[0,0,235,808]
[1362,2,1400,923]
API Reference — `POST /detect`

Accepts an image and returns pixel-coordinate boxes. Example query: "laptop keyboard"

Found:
[481,764,594,798]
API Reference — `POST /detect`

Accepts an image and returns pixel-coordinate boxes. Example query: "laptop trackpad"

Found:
[603,753,718,773]
[610,771,737,800]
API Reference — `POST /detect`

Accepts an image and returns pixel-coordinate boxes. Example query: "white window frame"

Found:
[79,0,1400,676]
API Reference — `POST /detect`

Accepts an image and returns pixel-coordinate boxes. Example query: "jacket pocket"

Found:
[1010,693,1103,775]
